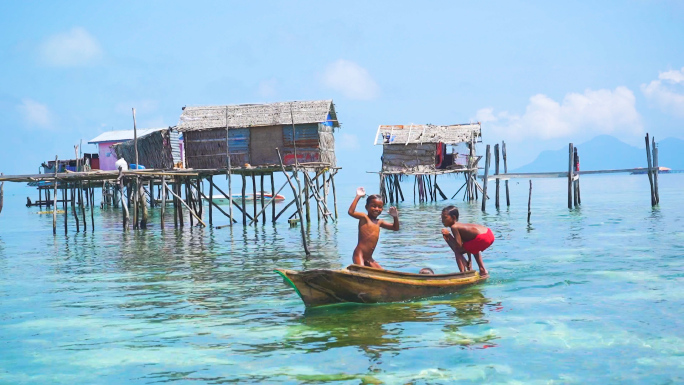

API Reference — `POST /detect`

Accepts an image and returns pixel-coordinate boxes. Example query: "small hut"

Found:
[176,100,339,169]
[88,128,184,171]
[373,123,482,203]
[112,127,183,170]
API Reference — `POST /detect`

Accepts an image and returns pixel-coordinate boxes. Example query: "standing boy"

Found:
[348,187,399,268]
[441,205,493,277]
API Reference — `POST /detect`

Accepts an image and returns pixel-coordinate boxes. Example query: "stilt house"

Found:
[373,123,482,203]
[88,128,184,171]
[176,100,339,169]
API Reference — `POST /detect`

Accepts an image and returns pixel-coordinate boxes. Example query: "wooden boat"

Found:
[203,193,285,204]
[275,265,487,307]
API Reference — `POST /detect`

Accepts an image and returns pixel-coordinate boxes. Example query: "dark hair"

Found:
[419,267,434,275]
[442,205,459,221]
[366,194,383,206]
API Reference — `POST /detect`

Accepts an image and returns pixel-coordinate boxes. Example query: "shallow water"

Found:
[0,174,682,383]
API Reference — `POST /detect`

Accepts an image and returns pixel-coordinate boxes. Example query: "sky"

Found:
[1,0,683,184]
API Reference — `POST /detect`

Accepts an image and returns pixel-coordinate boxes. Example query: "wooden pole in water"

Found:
[331,171,338,219]
[208,175,213,227]
[527,180,532,223]
[225,108,234,227]
[161,176,166,228]
[251,173,257,223]
[503,141,510,206]
[63,184,68,234]
[89,181,94,231]
[164,183,206,226]
[573,147,579,208]
[481,145,491,212]
[271,173,276,222]
[645,134,656,206]
[304,171,310,223]
[51,156,58,234]
[241,173,247,225]
[80,182,87,232]
[494,144,500,209]
[276,148,310,256]
[652,136,660,204]
[568,143,574,210]
[140,181,148,229]
[72,185,80,232]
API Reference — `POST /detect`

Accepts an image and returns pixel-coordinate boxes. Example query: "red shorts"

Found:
[462,228,494,254]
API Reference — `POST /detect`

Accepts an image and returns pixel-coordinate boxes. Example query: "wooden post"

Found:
[241,173,247,225]
[80,182,87,232]
[208,175,213,226]
[304,171,310,223]
[89,181,94,231]
[276,148,310,256]
[63,184,68,234]
[52,156,58,234]
[252,172,258,223]
[260,173,266,224]
[271,173,276,222]
[494,143,500,209]
[160,176,166,228]
[323,170,329,214]
[316,173,322,221]
[481,145,491,212]
[331,171,338,219]
[503,141,510,206]
[225,109,234,227]
[186,179,193,227]
[140,181,148,229]
[652,136,660,204]
[645,134,656,206]
[72,186,80,232]
[568,143,574,210]
[573,147,579,208]
[527,180,532,223]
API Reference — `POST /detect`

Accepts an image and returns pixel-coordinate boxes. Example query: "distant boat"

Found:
[204,193,285,205]
[630,167,671,175]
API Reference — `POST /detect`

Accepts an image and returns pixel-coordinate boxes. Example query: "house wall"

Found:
[184,128,251,169]
[250,125,284,165]
[98,141,121,171]
[382,143,436,173]
[282,123,321,165]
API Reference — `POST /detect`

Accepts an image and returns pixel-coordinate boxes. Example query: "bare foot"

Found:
[480,269,489,278]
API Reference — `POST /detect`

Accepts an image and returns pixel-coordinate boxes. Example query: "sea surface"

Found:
[0,174,682,384]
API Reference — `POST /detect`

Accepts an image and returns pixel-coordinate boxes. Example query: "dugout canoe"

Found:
[274,265,487,307]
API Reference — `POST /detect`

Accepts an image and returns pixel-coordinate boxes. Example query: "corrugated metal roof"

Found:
[374,123,481,145]
[176,100,339,132]
[88,128,168,144]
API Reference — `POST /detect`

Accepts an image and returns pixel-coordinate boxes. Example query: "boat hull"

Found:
[275,265,486,307]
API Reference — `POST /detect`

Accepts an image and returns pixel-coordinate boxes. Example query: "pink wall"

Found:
[98,141,120,171]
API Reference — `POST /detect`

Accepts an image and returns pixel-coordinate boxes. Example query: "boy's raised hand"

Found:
[356,187,366,197]
[388,207,398,218]
[441,228,451,236]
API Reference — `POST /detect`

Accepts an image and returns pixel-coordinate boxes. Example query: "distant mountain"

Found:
[514,135,684,172]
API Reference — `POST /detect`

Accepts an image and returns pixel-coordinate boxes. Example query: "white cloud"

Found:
[475,87,642,141]
[18,99,53,128]
[641,67,684,118]
[39,27,102,67]
[322,59,379,100]
[337,132,360,151]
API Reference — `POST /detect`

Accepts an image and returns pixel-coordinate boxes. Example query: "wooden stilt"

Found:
[80,182,86,231]
[250,180,289,225]
[527,180,532,223]
[276,148,310,256]
[652,136,660,204]
[140,181,148,229]
[503,141,510,206]
[304,171,310,223]
[164,182,206,226]
[260,173,266,224]
[331,171,338,219]
[645,134,656,206]
[63,184,68,234]
[241,174,247,225]
[51,156,58,234]
[161,176,166,228]
[251,173,257,223]
[271,173,276,222]
[208,175,213,226]
[89,181,94,231]
[494,144,500,209]
[176,178,184,227]
[481,145,491,212]
[186,179,193,227]
[568,143,574,210]
[316,173,322,221]
[197,187,237,223]
[210,179,250,221]
[72,186,79,232]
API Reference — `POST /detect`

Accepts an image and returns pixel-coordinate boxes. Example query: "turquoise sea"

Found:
[0,174,682,384]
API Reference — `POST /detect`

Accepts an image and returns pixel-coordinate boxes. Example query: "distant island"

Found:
[513,135,684,173]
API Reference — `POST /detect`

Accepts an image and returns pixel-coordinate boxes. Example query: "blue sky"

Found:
[1,0,683,182]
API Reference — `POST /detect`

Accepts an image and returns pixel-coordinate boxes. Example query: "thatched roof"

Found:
[177,100,339,132]
[374,123,481,145]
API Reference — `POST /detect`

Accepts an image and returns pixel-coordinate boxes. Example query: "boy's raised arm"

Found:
[380,207,399,230]
[348,187,366,219]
